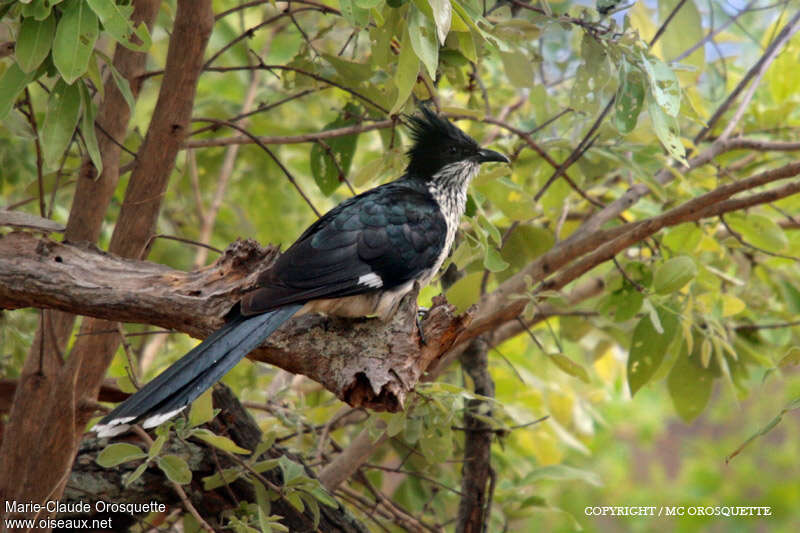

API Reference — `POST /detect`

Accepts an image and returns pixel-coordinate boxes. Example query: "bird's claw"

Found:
[416,307,430,345]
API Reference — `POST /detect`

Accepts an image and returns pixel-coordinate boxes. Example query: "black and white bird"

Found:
[94,106,508,438]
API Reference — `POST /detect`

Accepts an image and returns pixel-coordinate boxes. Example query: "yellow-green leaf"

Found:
[653,256,696,294]
[391,26,420,113]
[549,353,590,383]
[408,4,438,79]
[0,63,36,120]
[41,79,82,168]
[16,15,56,73]
[86,0,151,52]
[53,0,99,84]
[96,443,147,467]
[667,342,715,422]
[627,304,680,395]
[157,454,192,485]
[191,428,251,454]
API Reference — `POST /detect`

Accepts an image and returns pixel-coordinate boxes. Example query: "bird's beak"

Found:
[476,148,510,164]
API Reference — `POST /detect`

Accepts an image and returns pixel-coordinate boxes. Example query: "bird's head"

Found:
[405,106,509,180]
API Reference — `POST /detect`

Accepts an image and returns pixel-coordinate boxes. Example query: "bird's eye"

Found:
[448,145,458,154]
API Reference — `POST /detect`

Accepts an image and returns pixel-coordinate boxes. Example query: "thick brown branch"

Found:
[0,232,467,412]
[456,337,494,533]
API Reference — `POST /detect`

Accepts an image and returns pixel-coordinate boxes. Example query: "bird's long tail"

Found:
[94,304,302,438]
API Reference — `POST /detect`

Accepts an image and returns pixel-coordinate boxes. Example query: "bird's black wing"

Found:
[241,181,447,314]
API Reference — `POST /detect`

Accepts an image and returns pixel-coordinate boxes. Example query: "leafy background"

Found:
[1,0,800,531]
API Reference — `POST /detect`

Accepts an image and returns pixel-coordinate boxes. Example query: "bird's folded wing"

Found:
[241,183,447,315]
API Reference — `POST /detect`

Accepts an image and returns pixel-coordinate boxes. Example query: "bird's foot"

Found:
[416,306,430,345]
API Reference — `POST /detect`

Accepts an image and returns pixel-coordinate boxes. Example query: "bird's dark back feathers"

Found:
[405,106,482,179]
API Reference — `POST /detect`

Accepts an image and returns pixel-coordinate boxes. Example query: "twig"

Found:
[191,117,321,217]
[132,426,216,532]
[185,119,394,149]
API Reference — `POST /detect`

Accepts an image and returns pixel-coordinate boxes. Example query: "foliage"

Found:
[2,0,800,531]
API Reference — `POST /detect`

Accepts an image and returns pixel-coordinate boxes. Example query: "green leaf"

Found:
[339,0,370,27]
[191,428,251,454]
[78,81,102,175]
[2,109,37,139]
[429,0,452,43]
[157,454,192,485]
[663,223,702,253]
[408,5,439,79]
[148,433,167,459]
[202,467,243,490]
[106,59,136,113]
[86,0,151,51]
[475,177,537,220]
[40,79,82,168]
[484,246,509,272]
[614,60,645,134]
[0,63,36,120]
[52,0,99,83]
[254,479,272,518]
[457,30,477,62]
[570,34,612,114]
[659,0,704,70]
[257,507,272,533]
[124,462,148,487]
[16,15,56,73]
[525,464,603,486]
[647,96,686,165]
[610,285,644,322]
[385,412,406,437]
[404,416,422,444]
[778,347,800,369]
[95,442,147,467]
[21,0,54,20]
[445,271,482,314]
[653,256,697,294]
[627,304,680,395]
[667,342,715,422]
[251,459,280,475]
[420,431,453,463]
[499,49,535,88]
[188,389,214,428]
[322,53,372,83]
[310,485,339,508]
[548,353,590,383]
[640,52,681,117]
[726,213,788,252]
[391,26,420,114]
[301,492,321,528]
[286,491,305,513]
[309,107,360,196]
[278,456,305,484]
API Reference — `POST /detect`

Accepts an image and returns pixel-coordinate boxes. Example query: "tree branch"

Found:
[184,119,395,149]
[0,232,468,412]
[456,337,494,533]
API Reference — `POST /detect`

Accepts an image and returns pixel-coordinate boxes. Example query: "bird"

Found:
[94,106,509,438]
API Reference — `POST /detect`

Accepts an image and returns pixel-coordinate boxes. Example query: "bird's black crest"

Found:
[405,106,481,178]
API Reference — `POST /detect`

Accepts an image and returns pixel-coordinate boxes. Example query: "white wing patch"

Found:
[142,406,188,429]
[94,416,136,438]
[357,272,383,288]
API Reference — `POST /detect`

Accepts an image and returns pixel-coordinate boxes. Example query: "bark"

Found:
[455,337,494,533]
[0,232,467,412]
[61,384,368,532]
